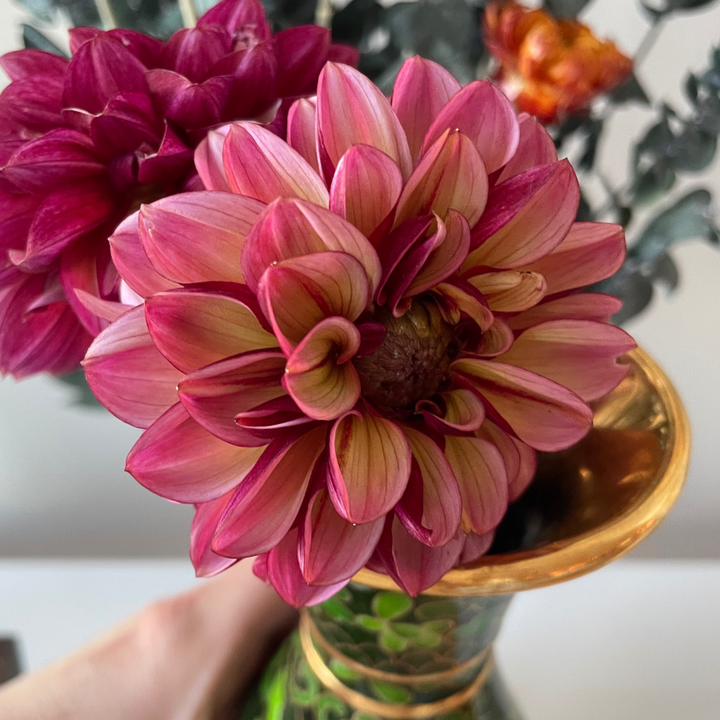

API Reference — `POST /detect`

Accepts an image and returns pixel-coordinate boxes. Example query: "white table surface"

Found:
[0,558,718,720]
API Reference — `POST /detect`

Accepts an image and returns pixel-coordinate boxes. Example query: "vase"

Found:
[240,348,690,720]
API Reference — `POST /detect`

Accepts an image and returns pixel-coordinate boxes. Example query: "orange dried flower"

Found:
[484,1,633,123]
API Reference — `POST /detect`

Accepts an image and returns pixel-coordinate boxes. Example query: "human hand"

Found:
[0,560,297,720]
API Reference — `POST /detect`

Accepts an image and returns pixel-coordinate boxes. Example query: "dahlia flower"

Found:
[84,58,634,605]
[484,1,632,123]
[0,0,355,378]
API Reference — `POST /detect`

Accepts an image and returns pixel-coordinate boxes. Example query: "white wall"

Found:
[0,0,718,557]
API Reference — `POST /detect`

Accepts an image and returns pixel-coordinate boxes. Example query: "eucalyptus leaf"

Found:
[22,24,67,56]
[578,117,604,171]
[611,73,651,106]
[641,0,719,15]
[593,268,655,325]
[543,0,594,17]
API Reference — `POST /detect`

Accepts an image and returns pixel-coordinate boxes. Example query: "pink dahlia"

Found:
[84,58,634,605]
[0,0,355,377]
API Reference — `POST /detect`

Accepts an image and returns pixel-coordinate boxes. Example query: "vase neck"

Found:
[304,582,513,711]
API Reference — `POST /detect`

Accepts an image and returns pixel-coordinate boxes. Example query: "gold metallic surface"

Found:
[300,612,496,719]
[354,348,690,596]
[305,612,489,685]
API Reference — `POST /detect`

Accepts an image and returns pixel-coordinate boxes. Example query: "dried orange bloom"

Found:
[484,1,633,123]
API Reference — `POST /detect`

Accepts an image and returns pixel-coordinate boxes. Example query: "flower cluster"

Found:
[0,0,354,377]
[484,1,633,123]
[84,58,634,605]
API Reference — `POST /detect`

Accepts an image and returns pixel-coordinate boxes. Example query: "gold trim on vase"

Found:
[300,612,495,719]
[354,348,690,597]
[303,611,490,686]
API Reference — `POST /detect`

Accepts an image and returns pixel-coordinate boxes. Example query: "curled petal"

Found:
[330,144,403,238]
[466,161,579,270]
[475,317,514,357]
[198,0,271,40]
[468,270,547,313]
[404,210,471,298]
[523,222,626,295]
[287,98,320,174]
[266,528,350,607]
[422,80,519,174]
[83,305,182,428]
[190,491,238,577]
[496,319,636,402]
[110,212,180,299]
[507,293,622,331]
[476,420,537,503]
[396,427,462,546]
[222,122,329,206]
[178,350,287,446]
[395,130,488,228]
[301,489,384,585]
[234,396,314,445]
[213,427,326,558]
[195,126,231,191]
[126,403,265,503]
[496,113,557,184]
[329,410,411,523]
[317,62,412,182]
[284,317,361,421]
[145,286,277,374]
[242,198,382,296]
[377,516,464,597]
[391,56,461,164]
[140,192,264,285]
[444,436,508,535]
[433,279,494,332]
[452,357,593,452]
[420,387,486,435]
[258,251,369,352]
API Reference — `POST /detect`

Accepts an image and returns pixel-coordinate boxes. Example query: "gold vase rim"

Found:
[353,347,690,596]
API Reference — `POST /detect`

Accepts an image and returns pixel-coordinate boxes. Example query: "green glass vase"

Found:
[241,348,689,720]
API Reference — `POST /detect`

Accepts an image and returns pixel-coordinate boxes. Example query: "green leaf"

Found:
[543,0,595,17]
[632,188,719,261]
[354,614,385,632]
[369,680,412,704]
[330,659,362,683]
[413,599,458,622]
[322,597,355,622]
[372,592,413,620]
[21,25,67,57]
[378,629,409,653]
[390,623,423,640]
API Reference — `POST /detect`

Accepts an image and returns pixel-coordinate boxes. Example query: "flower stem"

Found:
[92,0,117,29]
[179,0,198,28]
[315,0,334,29]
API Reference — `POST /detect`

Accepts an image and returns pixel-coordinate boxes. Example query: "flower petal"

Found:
[222,122,329,206]
[145,286,277,373]
[391,56,461,164]
[396,427,462,546]
[198,0,271,40]
[452,357,593,451]
[242,198,382,296]
[258,251,369,353]
[273,25,330,97]
[507,293,622,331]
[194,125,232,192]
[419,387,486,435]
[433,278,494,332]
[126,403,265,502]
[496,319,636,402]
[395,130,488,228]
[301,488,384,585]
[467,270,547,312]
[287,97,320,174]
[284,317,361,421]
[378,516,464,597]
[422,80,519,174]
[213,427,326,557]
[465,160,579,270]
[523,222,626,295]
[139,192,265,285]
[444,436,508,535]
[458,530,495,566]
[178,350,287,446]
[266,528,350,607]
[190,491,238,578]
[475,317,515,357]
[496,113,557,184]
[83,305,183,428]
[330,144,403,239]
[476,419,536,503]
[110,212,180,299]
[316,62,412,182]
[329,410,411,523]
